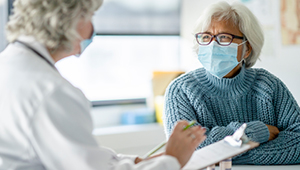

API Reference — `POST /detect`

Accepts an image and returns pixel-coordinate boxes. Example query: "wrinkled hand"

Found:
[165,120,206,168]
[266,124,279,141]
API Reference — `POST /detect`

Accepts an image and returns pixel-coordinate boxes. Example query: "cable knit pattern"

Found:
[163,65,300,165]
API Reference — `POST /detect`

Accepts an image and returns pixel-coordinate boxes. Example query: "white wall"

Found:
[180,0,300,103]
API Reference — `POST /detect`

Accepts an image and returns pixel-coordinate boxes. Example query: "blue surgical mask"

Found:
[75,31,96,57]
[197,41,246,78]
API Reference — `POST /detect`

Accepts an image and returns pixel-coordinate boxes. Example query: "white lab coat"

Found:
[0,36,180,170]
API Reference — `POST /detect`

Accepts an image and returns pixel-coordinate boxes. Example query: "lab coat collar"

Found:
[16,35,56,66]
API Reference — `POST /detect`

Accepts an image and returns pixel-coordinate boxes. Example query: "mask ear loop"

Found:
[238,38,248,65]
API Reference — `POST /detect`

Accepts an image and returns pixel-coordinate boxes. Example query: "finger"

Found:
[195,126,206,135]
[193,127,206,138]
[186,127,206,146]
[191,135,206,149]
[194,132,207,143]
[183,126,201,139]
[187,133,197,141]
[174,121,189,131]
[182,127,200,142]
[189,126,206,135]
[183,128,194,136]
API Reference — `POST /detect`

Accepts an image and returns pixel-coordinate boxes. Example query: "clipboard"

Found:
[183,124,259,170]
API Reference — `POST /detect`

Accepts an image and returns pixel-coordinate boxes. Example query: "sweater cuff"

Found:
[245,121,269,143]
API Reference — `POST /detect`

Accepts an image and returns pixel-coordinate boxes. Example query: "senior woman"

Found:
[164,1,300,165]
[0,0,207,169]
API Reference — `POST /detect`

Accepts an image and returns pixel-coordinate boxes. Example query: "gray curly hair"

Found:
[193,1,264,68]
[6,0,103,53]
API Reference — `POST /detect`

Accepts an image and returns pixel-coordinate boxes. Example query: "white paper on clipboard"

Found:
[182,140,259,170]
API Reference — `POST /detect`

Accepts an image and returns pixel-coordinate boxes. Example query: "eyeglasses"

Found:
[195,32,245,46]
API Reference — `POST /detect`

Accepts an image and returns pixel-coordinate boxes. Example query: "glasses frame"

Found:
[195,32,245,46]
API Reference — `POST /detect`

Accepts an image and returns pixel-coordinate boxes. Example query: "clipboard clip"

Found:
[224,123,250,147]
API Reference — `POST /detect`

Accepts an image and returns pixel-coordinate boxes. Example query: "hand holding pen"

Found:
[165,120,206,167]
[141,120,206,168]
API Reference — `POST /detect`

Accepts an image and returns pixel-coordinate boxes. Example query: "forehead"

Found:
[206,19,242,36]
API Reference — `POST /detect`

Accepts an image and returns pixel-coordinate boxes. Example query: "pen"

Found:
[143,120,197,159]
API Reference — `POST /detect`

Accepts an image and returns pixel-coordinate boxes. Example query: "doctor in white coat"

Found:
[0,0,207,169]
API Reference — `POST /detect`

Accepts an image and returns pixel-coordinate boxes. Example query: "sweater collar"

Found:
[199,65,256,97]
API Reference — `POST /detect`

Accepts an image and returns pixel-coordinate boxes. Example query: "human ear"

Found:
[244,42,252,59]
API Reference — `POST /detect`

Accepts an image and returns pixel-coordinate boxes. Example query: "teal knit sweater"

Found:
[163,66,300,165]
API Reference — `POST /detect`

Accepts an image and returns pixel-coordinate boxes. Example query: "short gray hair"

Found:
[6,0,103,53]
[193,1,264,68]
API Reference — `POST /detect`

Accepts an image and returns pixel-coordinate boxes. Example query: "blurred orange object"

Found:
[152,71,185,124]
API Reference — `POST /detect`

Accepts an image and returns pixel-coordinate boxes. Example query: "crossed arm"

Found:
[163,83,300,165]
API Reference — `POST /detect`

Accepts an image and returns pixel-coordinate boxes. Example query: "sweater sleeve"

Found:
[163,80,269,149]
[233,77,300,165]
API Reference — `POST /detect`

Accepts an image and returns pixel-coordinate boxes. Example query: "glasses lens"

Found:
[216,34,233,45]
[196,33,211,45]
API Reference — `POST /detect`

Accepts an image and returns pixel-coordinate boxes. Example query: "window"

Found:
[56,35,180,102]
[56,0,181,103]
[93,0,180,35]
